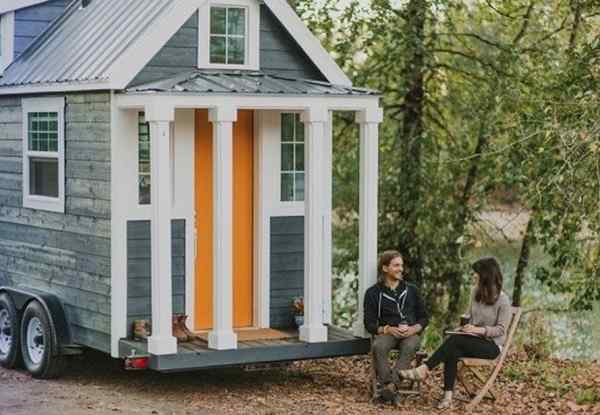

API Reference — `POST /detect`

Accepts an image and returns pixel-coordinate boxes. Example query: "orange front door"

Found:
[194,109,254,330]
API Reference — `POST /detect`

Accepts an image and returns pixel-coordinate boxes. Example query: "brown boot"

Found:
[177,314,198,341]
[172,316,189,342]
[132,320,151,341]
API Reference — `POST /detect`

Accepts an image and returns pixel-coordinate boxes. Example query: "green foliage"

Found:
[576,387,600,405]
[294,0,600,327]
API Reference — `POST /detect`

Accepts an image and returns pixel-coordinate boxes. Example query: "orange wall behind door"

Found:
[194,109,254,330]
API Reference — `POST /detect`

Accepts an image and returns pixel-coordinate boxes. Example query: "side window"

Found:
[22,97,65,213]
[209,6,246,65]
[138,112,151,205]
[280,113,304,202]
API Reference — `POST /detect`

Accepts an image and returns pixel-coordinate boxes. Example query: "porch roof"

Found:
[125,70,379,97]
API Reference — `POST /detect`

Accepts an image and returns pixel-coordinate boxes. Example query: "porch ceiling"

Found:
[125,70,379,96]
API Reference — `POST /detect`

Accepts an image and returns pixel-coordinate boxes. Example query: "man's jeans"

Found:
[372,334,421,384]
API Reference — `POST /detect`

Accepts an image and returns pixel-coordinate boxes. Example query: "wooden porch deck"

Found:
[119,326,370,373]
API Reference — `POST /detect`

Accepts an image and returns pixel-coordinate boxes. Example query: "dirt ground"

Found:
[1,350,599,415]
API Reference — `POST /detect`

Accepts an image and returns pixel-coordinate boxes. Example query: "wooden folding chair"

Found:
[457,307,522,411]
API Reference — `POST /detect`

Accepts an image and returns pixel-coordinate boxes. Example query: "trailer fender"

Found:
[0,287,73,354]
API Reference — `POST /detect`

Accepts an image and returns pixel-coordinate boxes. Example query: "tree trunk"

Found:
[513,216,533,307]
[398,0,427,289]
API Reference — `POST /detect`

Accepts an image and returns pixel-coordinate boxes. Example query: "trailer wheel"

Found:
[0,293,21,369]
[20,301,66,379]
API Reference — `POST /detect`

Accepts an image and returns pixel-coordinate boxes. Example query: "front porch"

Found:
[119,326,370,372]
[111,71,383,357]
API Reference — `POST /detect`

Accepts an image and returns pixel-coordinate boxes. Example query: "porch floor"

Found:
[119,326,370,373]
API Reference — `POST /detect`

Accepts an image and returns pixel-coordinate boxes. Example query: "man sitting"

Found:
[364,250,429,402]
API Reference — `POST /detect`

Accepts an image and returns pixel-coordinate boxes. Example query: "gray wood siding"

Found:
[128,6,326,87]
[126,220,186,337]
[129,13,199,87]
[0,93,112,353]
[270,216,304,329]
[259,5,325,81]
[14,0,70,59]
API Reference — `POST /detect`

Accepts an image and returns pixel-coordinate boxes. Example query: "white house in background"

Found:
[0,0,382,376]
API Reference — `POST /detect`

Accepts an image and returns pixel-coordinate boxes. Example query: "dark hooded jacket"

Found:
[363,280,429,336]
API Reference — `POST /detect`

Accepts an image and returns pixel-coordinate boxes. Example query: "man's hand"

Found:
[386,326,405,338]
[397,324,421,338]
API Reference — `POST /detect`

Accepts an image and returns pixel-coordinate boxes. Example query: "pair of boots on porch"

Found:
[133,315,199,343]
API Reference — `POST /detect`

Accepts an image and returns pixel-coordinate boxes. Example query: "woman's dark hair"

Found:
[472,257,503,305]
[378,250,402,281]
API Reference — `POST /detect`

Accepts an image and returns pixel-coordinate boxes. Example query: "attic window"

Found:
[198,0,259,70]
[210,7,246,65]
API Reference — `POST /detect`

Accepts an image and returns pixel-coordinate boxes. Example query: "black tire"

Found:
[0,293,22,369]
[20,300,66,379]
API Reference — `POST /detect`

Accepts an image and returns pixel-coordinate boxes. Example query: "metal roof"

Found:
[125,71,378,96]
[0,0,173,87]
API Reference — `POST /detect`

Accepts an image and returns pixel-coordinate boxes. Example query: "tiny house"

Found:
[0,0,382,377]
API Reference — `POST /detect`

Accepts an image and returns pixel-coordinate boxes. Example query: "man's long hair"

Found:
[377,250,402,283]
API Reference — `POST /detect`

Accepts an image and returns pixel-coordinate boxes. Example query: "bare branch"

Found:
[513,1,535,46]
[436,32,509,50]
[484,0,518,19]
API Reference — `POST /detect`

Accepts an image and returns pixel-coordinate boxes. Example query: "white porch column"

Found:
[208,105,238,350]
[146,103,177,355]
[353,107,383,338]
[322,114,333,324]
[299,106,329,343]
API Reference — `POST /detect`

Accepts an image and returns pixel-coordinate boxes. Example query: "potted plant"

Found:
[292,296,304,327]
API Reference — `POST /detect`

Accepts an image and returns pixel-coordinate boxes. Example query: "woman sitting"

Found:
[399,257,512,410]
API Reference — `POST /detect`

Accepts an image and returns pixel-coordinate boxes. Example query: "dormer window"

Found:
[198,0,259,70]
[210,7,246,65]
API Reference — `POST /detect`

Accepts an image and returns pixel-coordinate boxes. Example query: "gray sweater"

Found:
[468,291,512,348]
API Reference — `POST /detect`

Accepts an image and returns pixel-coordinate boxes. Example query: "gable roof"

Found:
[0,0,351,94]
[0,0,50,14]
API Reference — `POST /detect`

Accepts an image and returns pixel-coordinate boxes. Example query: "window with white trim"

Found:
[210,6,246,65]
[138,112,151,205]
[22,97,65,213]
[280,113,305,202]
[198,0,259,70]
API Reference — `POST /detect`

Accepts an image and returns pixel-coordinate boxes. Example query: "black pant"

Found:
[426,335,500,391]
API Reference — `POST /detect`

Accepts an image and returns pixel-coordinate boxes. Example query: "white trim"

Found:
[0,82,111,96]
[254,110,269,328]
[21,96,65,213]
[110,93,128,357]
[0,0,47,14]
[0,12,15,75]
[263,0,351,87]
[198,0,259,71]
[353,108,382,338]
[116,93,380,114]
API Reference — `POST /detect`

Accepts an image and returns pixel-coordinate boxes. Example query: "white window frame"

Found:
[22,97,65,213]
[0,12,15,75]
[279,112,305,203]
[198,0,259,71]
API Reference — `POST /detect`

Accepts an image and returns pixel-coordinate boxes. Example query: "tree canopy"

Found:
[293,0,600,327]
